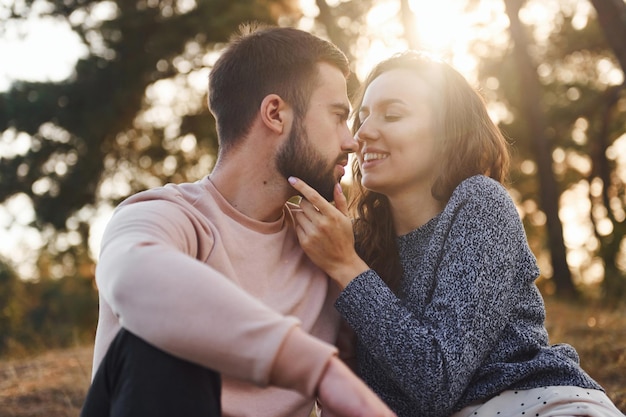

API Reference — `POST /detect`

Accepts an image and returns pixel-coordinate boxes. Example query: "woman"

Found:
[288,51,624,417]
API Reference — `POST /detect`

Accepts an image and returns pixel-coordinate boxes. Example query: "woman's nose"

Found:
[355,118,378,143]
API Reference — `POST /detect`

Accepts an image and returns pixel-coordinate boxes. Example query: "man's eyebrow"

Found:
[331,102,351,116]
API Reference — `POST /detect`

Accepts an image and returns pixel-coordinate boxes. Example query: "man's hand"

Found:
[317,357,396,417]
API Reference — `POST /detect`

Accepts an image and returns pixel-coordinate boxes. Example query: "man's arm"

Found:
[96,199,395,416]
[97,199,329,386]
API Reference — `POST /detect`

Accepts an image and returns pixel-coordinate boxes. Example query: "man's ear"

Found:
[260,94,292,134]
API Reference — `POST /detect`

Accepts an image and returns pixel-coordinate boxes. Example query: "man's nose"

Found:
[341,125,359,153]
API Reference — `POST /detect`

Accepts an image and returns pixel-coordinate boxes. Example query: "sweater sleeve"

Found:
[336,177,538,416]
[96,197,336,396]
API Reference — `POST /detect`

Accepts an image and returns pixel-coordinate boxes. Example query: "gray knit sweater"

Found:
[335,175,602,417]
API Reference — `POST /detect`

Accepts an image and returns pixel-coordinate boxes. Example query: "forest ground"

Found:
[0,298,624,416]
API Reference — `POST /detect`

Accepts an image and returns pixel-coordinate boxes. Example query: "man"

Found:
[80,24,395,417]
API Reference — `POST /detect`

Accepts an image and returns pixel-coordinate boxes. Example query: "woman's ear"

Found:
[260,94,292,134]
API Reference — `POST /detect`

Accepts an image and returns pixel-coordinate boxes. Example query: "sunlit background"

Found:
[1,0,625,294]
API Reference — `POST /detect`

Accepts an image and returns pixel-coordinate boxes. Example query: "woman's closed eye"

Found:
[384,113,402,121]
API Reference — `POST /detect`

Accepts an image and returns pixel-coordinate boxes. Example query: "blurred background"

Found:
[0,0,625,359]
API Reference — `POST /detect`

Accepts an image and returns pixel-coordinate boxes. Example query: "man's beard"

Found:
[276,118,340,201]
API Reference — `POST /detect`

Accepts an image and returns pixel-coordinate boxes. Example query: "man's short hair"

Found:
[208,23,350,154]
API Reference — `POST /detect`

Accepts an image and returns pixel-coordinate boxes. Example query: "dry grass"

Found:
[0,345,92,417]
[0,299,624,416]
[543,297,626,412]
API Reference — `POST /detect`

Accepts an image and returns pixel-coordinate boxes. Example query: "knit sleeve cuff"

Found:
[335,269,395,331]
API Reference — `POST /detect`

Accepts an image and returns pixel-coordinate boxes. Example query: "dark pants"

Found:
[80,329,221,417]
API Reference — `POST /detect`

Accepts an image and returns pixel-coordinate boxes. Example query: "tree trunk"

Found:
[588,85,626,301]
[399,0,420,49]
[314,0,361,94]
[504,0,577,298]
[588,0,626,302]
[588,0,626,74]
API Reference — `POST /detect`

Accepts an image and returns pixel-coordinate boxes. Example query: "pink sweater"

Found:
[92,177,340,417]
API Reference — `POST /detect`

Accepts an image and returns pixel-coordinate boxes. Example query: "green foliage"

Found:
[475,1,626,300]
[0,0,300,355]
[0,258,98,358]
[21,274,98,350]
[0,261,25,355]
[0,0,298,229]
[1,1,626,361]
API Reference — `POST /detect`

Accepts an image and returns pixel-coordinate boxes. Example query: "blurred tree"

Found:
[586,0,626,300]
[589,0,626,73]
[0,256,100,357]
[0,0,298,230]
[312,0,375,95]
[477,0,626,300]
[504,0,577,298]
[1,0,625,310]
[0,0,301,354]
[391,0,626,300]
[0,259,26,355]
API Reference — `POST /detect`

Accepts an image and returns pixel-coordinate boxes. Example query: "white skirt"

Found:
[451,386,625,417]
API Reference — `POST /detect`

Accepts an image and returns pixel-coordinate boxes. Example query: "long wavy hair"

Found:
[349,51,510,293]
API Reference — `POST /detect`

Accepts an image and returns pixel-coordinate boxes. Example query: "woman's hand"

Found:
[288,177,369,288]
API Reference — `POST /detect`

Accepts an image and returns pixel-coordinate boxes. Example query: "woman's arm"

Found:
[340,179,536,415]
[291,176,537,415]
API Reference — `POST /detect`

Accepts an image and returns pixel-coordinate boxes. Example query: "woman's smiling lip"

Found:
[359,149,389,168]
[363,152,388,162]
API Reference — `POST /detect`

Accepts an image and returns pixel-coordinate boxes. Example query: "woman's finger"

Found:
[333,183,349,216]
[288,176,334,214]
[298,195,321,218]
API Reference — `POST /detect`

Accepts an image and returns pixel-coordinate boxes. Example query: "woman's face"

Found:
[355,68,439,199]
